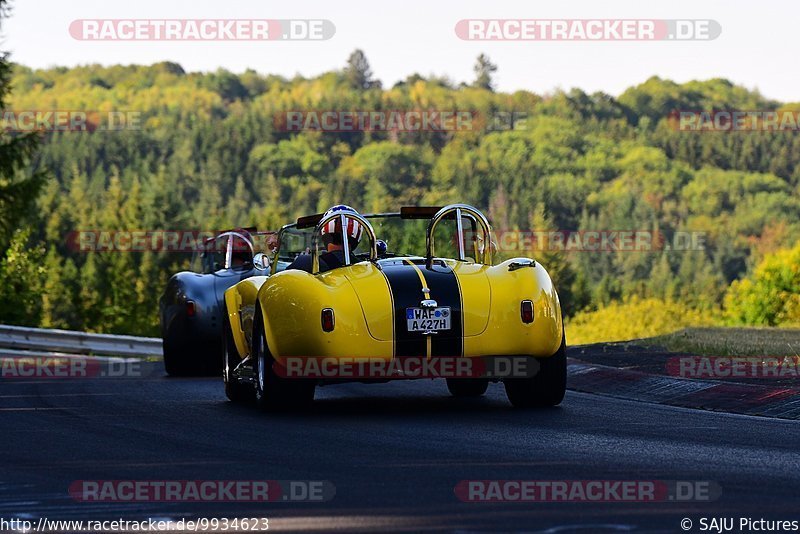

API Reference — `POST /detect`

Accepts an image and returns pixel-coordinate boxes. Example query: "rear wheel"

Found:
[446,378,489,397]
[503,333,567,408]
[201,341,223,376]
[163,339,191,376]
[222,320,249,402]
[253,308,315,411]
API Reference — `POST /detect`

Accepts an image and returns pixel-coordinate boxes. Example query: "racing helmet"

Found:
[320,204,364,250]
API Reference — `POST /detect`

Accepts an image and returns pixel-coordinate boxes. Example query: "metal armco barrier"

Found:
[0,324,162,358]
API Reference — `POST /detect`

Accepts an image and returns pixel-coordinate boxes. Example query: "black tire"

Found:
[163,340,191,376]
[222,320,249,402]
[446,378,489,397]
[503,333,567,408]
[163,337,218,376]
[252,307,315,412]
[201,341,223,376]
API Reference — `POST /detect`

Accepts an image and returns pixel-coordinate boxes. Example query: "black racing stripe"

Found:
[421,262,464,358]
[380,261,427,358]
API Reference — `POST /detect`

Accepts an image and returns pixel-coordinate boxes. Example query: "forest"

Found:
[1,51,799,342]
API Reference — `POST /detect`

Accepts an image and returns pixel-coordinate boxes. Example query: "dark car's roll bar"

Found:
[194,231,256,273]
[426,204,494,265]
[310,212,378,274]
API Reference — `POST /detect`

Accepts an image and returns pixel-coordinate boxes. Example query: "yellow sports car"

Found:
[221,204,565,410]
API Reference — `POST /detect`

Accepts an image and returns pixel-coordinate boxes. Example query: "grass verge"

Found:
[635,327,800,357]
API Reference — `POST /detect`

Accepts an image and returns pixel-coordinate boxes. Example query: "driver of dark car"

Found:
[287,205,364,274]
[229,232,254,269]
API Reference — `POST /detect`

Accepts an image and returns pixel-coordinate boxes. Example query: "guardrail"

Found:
[0,324,162,358]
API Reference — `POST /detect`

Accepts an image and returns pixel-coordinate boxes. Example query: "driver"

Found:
[286,205,364,273]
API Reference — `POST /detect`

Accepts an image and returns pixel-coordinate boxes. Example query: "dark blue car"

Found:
[159,230,274,376]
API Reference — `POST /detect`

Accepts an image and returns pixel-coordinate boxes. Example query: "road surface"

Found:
[2,361,799,532]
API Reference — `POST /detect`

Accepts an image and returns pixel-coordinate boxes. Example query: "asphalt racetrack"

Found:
[2,361,799,533]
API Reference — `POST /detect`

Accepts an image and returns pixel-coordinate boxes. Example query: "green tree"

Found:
[724,243,800,326]
[0,230,46,325]
[473,53,497,91]
[0,0,45,252]
[344,49,380,90]
[41,250,81,329]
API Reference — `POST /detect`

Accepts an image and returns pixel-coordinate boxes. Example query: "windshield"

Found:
[189,235,228,274]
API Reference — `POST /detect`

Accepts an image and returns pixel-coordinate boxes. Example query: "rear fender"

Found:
[256,268,391,364]
[467,258,563,358]
[224,276,269,359]
[160,271,220,357]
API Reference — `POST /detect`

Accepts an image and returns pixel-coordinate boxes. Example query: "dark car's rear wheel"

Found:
[163,339,191,376]
[222,320,249,402]
[446,378,489,397]
[163,336,219,376]
[503,332,567,408]
[253,308,315,411]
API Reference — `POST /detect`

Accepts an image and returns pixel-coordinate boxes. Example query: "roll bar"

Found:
[310,212,378,274]
[221,231,255,269]
[426,204,493,265]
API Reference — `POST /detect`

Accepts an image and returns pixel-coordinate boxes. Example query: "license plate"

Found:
[406,307,451,332]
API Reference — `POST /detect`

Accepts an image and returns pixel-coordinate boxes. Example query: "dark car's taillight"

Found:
[186,300,196,317]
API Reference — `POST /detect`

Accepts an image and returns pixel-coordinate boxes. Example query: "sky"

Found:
[3,0,796,101]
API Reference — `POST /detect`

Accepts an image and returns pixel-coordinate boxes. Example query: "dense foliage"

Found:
[0,0,46,323]
[724,243,800,327]
[2,56,799,338]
